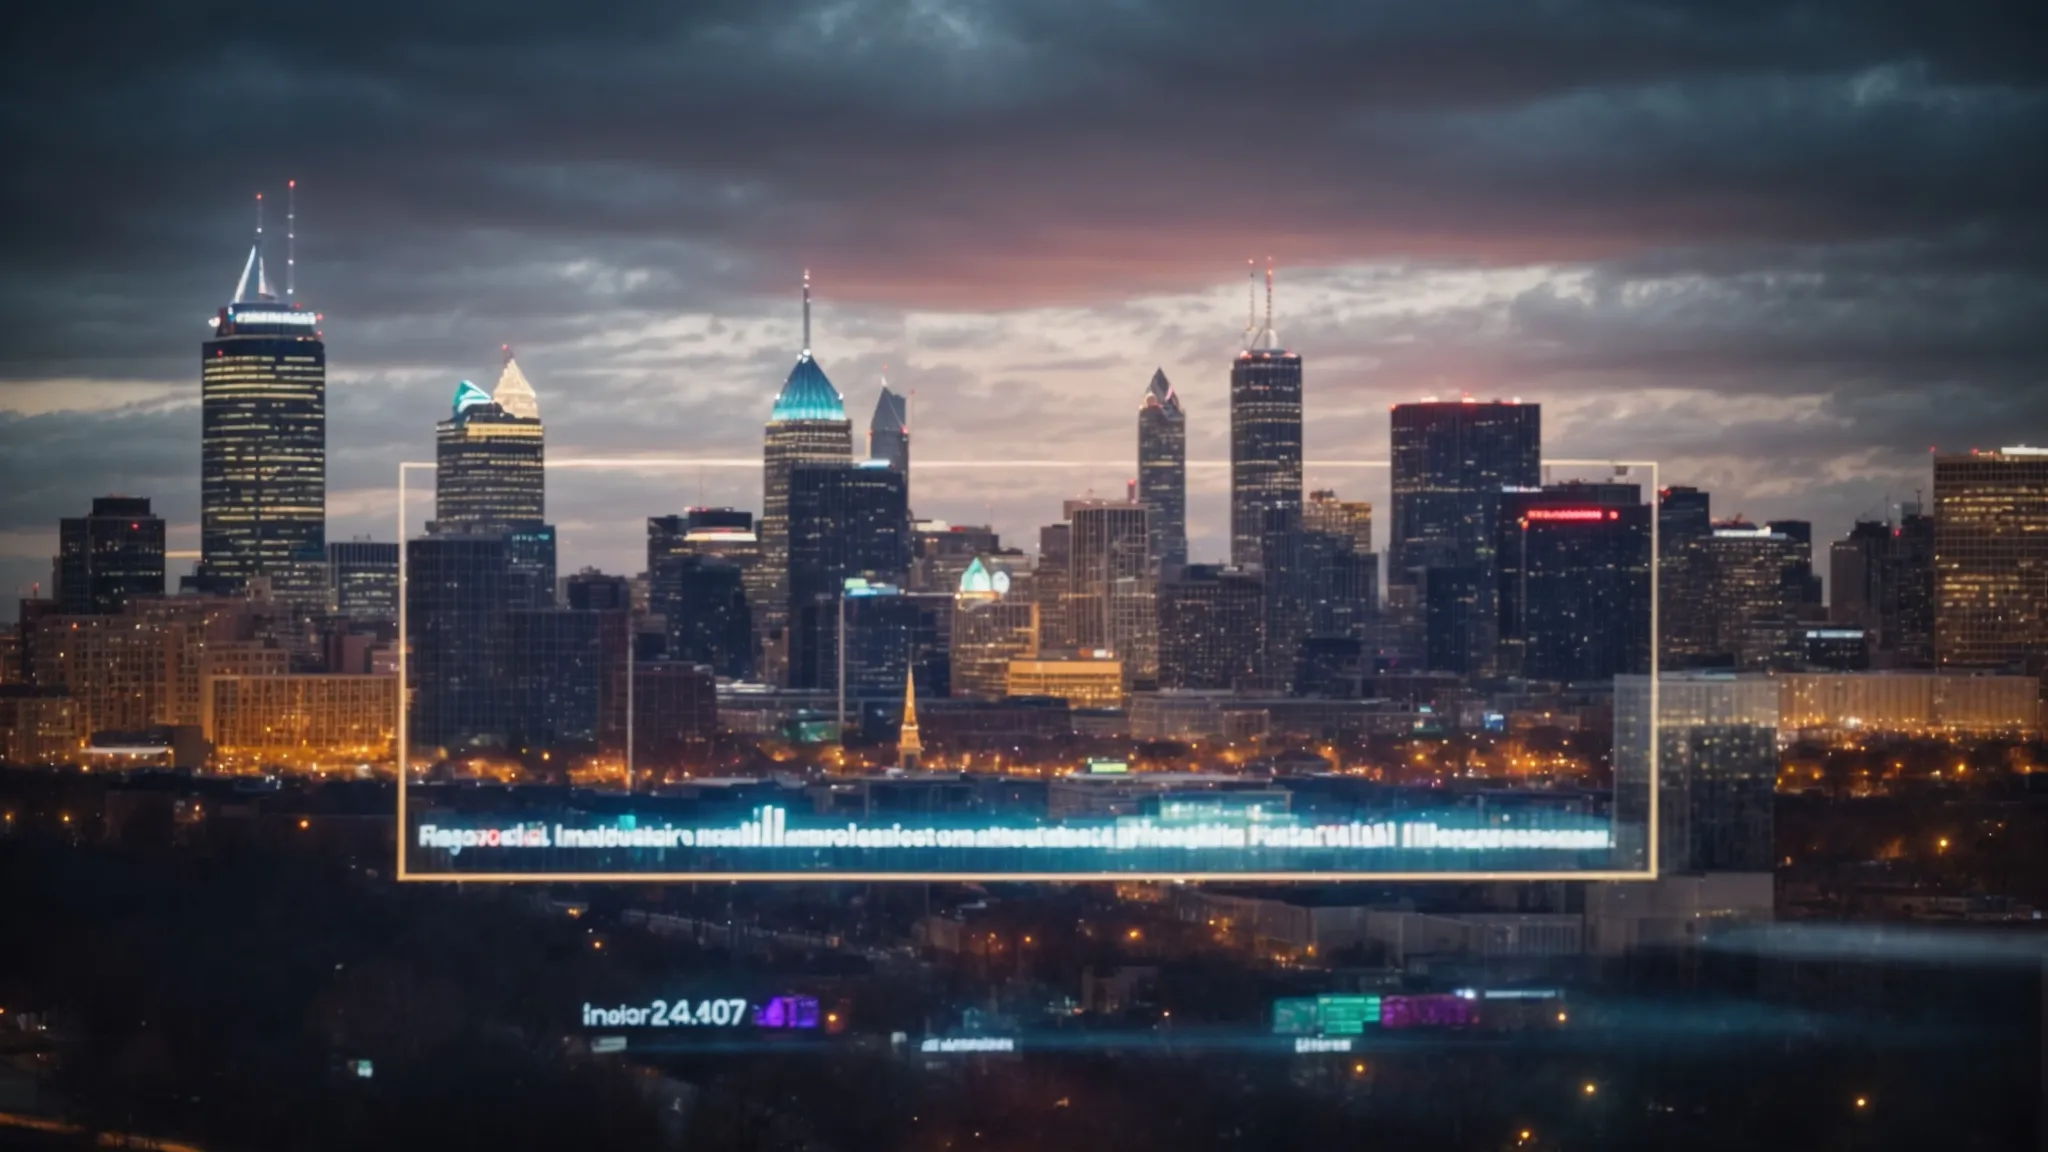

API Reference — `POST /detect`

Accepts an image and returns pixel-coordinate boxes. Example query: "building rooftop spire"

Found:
[1140,367,1182,417]
[899,666,923,765]
[1251,257,1283,351]
[232,192,277,304]
[492,345,540,420]
[772,270,846,423]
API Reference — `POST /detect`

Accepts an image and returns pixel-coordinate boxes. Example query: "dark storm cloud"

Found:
[1,0,2045,596]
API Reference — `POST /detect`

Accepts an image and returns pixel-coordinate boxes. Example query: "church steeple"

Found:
[898,667,923,769]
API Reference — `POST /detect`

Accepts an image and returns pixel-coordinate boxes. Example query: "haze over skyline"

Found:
[3,0,2045,609]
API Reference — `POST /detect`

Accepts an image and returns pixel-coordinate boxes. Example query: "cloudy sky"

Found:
[3,0,2045,614]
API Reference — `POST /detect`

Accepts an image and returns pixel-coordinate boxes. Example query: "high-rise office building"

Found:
[1033,522,1073,651]
[1304,490,1373,554]
[435,357,545,533]
[651,556,753,680]
[432,354,555,610]
[1068,501,1157,686]
[1657,486,1715,666]
[1389,399,1540,674]
[199,194,326,597]
[1765,519,1824,613]
[1700,522,1804,670]
[1230,267,1304,576]
[1935,447,2048,670]
[1298,530,1375,643]
[1496,490,1652,683]
[786,461,910,689]
[565,569,632,612]
[761,274,855,649]
[649,508,761,631]
[326,540,398,622]
[951,558,1038,700]
[1137,368,1187,573]
[501,605,627,752]
[1828,520,1890,628]
[837,586,949,708]
[58,497,165,615]
[1157,564,1265,691]
[1883,505,1937,668]
[1614,673,1777,874]
[869,383,909,478]
[405,535,514,752]
[910,521,1008,594]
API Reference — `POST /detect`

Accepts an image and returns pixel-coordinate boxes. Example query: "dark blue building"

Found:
[1496,486,1652,684]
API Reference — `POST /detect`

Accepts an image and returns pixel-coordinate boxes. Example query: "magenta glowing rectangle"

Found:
[1524,508,1615,523]
[1380,995,1476,1029]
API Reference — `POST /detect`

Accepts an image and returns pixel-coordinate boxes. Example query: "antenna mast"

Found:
[1264,256,1274,333]
[1246,257,1255,340]
[802,268,812,355]
[286,179,296,302]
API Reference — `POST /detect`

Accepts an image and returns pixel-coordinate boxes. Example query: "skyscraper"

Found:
[1765,519,1823,613]
[1304,490,1373,554]
[1157,564,1265,691]
[785,461,910,689]
[326,540,398,622]
[951,558,1038,700]
[869,382,909,478]
[1657,486,1715,666]
[1882,504,1937,668]
[1935,447,2048,670]
[435,353,545,533]
[761,273,855,651]
[58,497,165,615]
[1828,520,1890,628]
[406,535,513,752]
[1388,399,1540,674]
[1137,368,1187,573]
[1700,522,1804,670]
[1496,490,1652,683]
[1068,501,1157,686]
[1033,522,1073,651]
[1229,266,1303,572]
[199,190,326,596]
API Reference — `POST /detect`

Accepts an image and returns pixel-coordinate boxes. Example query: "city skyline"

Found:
[6,1,2045,610]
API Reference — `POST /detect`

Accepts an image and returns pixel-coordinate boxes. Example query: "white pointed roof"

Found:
[493,349,540,420]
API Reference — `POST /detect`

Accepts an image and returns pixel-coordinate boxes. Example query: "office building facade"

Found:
[58,496,165,615]
[1068,502,1157,686]
[1496,490,1652,683]
[1230,290,1304,572]
[434,374,544,534]
[761,276,855,646]
[199,232,326,595]
[1701,523,1805,670]
[786,461,911,690]
[326,541,398,622]
[951,563,1039,700]
[869,384,909,477]
[1657,486,1715,666]
[1934,448,2048,670]
[1158,564,1265,691]
[1304,490,1373,554]
[1389,400,1540,674]
[1137,368,1187,573]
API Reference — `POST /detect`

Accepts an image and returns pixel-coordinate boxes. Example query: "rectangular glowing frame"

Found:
[396,456,1659,883]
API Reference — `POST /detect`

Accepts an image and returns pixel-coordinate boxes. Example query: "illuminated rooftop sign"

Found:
[1524,508,1618,523]
[228,308,318,328]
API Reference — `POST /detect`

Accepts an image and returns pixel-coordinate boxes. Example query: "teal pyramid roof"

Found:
[771,352,847,423]
[452,379,493,416]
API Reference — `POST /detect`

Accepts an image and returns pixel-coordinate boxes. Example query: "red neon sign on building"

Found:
[1523,508,1618,523]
